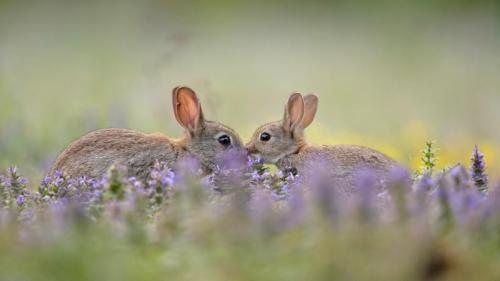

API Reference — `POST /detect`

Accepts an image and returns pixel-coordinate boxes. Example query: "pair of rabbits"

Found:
[52,86,400,193]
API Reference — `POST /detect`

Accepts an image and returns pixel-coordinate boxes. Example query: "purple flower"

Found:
[94,190,103,198]
[161,177,174,188]
[77,176,88,186]
[286,186,306,227]
[310,173,338,220]
[386,167,412,221]
[41,176,51,187]
[128,177,143,190]
[177,157,202,175]
[92,178,109,189]
[1,166,28,192]
[54,174,64,187]
[201,175,215,189]
[54,170,63,179]
[388,166,412,187]
[463,190,484,210]
[16,195,25,207]
[147,180,157,190]
[247,156,264,169]
[260,171,271,181]
[149,162,176,189]
[415,174,434,192]
[435,186,454,229]
[18,178,28,186]
[354,169,380,222]
[150,170,161,180]
[251,171,261,181]
[285,173,295,182]
[448,165,469,191]
[471,145,488,193]
[215,149,248,171]
[1,176,11,188]
[250,189,274,228]
[356,170,377,198]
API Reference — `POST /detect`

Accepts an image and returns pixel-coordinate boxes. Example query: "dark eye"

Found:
[260,132,271,142]
[217,135,231,146]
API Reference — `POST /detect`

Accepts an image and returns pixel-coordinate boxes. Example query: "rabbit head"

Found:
[173,86,244,170]
[246,92,318,164]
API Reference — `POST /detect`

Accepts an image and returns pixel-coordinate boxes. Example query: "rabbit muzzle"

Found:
[245,142,258,154]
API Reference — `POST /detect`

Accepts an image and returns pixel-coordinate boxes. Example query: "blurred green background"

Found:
[1,0,500,180]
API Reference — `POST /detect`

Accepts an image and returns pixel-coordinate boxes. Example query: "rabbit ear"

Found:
[283,93,305,133]
[301,94,318,129]
[172,86,205,135]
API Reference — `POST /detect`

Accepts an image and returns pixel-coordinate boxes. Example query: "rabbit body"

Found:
[50,87,243,180]
[246,92,404,195]
[51,128,187,180]
[276,144,399,194]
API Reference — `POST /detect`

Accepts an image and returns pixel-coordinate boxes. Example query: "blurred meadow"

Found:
[3,2,500,281]
[1,0,500,180]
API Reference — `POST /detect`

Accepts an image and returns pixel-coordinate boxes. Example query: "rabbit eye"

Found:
[260,132,271,142]
[217,135,231,146]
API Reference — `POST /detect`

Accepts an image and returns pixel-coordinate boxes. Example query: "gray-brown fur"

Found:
[246,93,403,194]
[50,87,243,180]
[276,144,399,194]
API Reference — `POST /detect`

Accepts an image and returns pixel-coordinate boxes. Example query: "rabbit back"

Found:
[278,144,401,194]
[51,128,183,180]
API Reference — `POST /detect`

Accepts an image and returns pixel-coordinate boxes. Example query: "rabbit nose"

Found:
[245,143,258,154]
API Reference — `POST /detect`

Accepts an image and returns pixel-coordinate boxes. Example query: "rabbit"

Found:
[50,86,244,180]
[246,92,403,195]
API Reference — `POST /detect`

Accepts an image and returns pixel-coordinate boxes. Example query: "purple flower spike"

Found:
[471,145,488,193]
[448,165,469,191]
[8,166,17,175]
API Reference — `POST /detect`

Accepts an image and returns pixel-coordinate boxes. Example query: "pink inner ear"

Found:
[287,94,304,129]
[175,88,201,130]
[301,94,318,128]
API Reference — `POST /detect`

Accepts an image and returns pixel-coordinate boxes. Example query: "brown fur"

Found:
[246,93,403,194]
[51,87,243,180]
